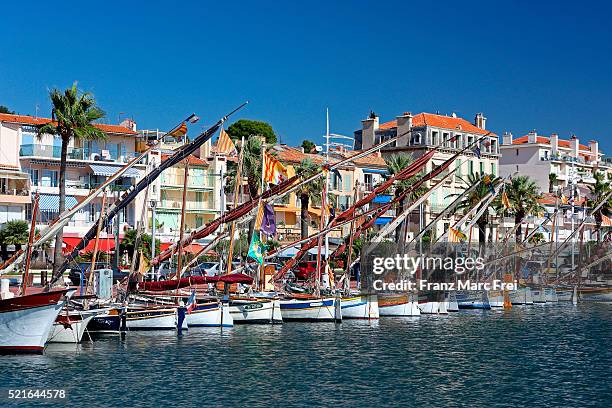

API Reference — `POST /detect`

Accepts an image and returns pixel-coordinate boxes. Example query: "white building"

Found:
[499,131,611,193]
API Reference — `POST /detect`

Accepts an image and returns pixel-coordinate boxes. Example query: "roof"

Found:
[378,112,495,136]
[161,153,208,166]
[274,145,386,169]
[539,192,587,206]
[0,113,138,135]
[512,135,591,151]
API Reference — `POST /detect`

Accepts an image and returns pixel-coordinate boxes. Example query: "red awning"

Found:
[159,242,206,255]
[63,236,116,255]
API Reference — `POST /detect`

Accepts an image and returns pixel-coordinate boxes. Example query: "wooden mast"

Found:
[20,192,39,296]
[176,160,190,280]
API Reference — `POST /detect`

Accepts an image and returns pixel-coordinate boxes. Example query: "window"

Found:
[41,170,58,187]
[29,169,39,186]
[516,149,519,156]
[411,133,421,145]
[468,161,474,176]
[479,162,484,175]
[432,131,439,145]
[491,163,496,176]
[364,174,373,191]
[195,216,203,228]
[455,161,462,177]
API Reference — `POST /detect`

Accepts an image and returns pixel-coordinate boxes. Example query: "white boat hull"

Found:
[532,289,547,303]
[0,290,71,353]
[230,299,277,324]
[47,313,95,343]
[378,294,420,316]
[510,288,534,305]
[341,294,379,319]
[545,288,558,302]
[126,307,187,330]
[488,291,504,308]
[280,297,341,321]
[187,302,233,327]
[418,301,441,314]
[445,292,459,312]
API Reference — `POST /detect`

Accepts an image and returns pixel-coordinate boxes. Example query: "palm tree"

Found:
[0,220,29,261]
[385,153,423,243]
[548,173,558,193]
[294,158,323,239]
[448,173,500,244]
[504,176,543,242]
[587,172,612,242]
[37,82,106,276]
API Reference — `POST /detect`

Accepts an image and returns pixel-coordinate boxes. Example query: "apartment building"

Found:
[354,111,500,240]
[0,113,146,247]
[499,131,611,194]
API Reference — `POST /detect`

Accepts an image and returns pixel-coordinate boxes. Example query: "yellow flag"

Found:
[167,122,187,138]
[263,152,288,184]
[501,191,511,209]
[217,128,236,155]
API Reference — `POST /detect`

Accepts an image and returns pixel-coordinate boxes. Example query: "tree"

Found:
[294,158,324,239]
[0,105,15,114]
[587,172,612,242]
[119,228,161,265]
[227,119,277,144]
[504,176,543,242]
[385,153,424,243]
[448,173,500,244]
[37,82,106,276]
[301,139,316,153]
[548,173,557,193]
[0,220,29,260]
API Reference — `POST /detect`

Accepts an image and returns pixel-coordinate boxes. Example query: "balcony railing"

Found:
[19,144,137,163]
[160,174,216,189]
[159,200,215,211]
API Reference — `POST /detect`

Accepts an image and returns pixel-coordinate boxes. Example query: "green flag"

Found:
[247,231,264,265]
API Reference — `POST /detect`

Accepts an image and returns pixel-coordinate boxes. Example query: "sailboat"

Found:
[0,289,75,353]
[47,308,99,343]
[378,293,421,316]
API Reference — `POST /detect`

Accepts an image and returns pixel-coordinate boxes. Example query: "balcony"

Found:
[160,173,216,190]
[158,200,216,212]
[19,144,138,164]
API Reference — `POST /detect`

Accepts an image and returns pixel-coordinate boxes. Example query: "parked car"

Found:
[68,267,129,285]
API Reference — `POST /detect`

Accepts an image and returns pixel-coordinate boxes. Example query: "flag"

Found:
[187,114,200,124]
[561,194,569,205]
[217,128,236,155]
[449,227,467,242]
[472,146,481,159]
[602,214,612,227]
[263,152,288,184]
[501,190,511,210]
[483,139,491,148]
[260,203,276,236]
[255,202,276,236]
[449,134,459,142]
[247,232,264,265]
[167,122,188,138]
[483,175,495,193]
[186,290,197,314]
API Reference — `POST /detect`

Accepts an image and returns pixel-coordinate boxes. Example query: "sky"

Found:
[1,0,612,153]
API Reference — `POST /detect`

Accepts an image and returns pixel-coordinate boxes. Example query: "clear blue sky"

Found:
[1,0,611,153]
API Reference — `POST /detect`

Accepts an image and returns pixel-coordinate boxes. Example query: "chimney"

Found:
[550,133,559,156]
[502,131,513,145]
[120,118,137,131]
[527,130,537,144]
[396,112,413,146]
[474,113,486,130]
[361,114,379,150]
[589,140,599,163]
[569,135,579,158]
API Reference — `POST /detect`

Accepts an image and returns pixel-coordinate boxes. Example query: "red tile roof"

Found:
[512,135,591,151]
[161,153,208,166]
[0,113,138,135]
[378,112,495,136]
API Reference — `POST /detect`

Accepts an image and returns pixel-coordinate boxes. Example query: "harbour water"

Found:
[2,302,610,407]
